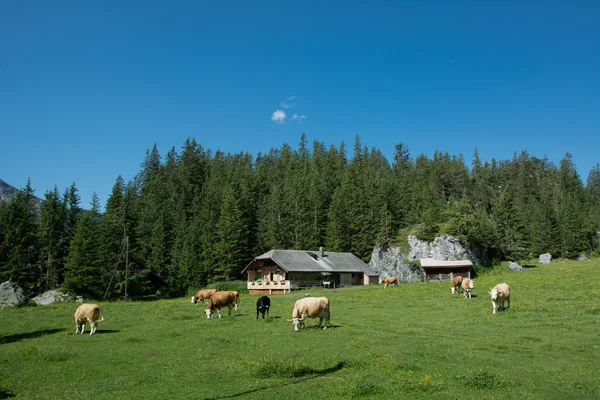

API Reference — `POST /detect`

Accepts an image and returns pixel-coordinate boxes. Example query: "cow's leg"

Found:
[75,321,80,334]
[217,308,222,319]
[492,300,497,314]
[90,322,96,335]
[228,305,232,316]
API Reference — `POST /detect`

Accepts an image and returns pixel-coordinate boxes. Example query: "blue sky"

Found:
[1,1,598,209]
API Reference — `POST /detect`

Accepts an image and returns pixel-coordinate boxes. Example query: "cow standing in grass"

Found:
[219,291,240,311]
[287,297,330,331]
[490,283,511,314]
[450,276,463,294]
[380,276,398,288]
[74,304,104,335]
[191,289,216,305]
[462,278,474,298]
[256,296,270,319]
[205,292,237,319]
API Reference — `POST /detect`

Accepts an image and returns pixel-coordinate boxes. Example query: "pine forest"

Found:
[1,134,599,299]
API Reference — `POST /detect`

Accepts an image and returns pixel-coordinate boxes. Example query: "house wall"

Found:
[424,268,471,282]
[340,273,352,287]
[364,275,378,285]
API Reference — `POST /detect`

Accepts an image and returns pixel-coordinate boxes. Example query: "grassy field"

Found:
[1,260,600,399]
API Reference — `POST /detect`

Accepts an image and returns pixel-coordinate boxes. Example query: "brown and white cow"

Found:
[489,283,510,314]
[450,276,463,294]
[191,289,216,305]
[205,291,237,319]
[380,276,398,288]
[462,278,474,298]
[287,297,330,331]
[74,303,104,335]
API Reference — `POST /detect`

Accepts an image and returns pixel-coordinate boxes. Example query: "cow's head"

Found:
[191,296,198,304]
[468,280,474,289]
[204,309,213,319]
[490,288,498,301]
[287,317,305,331]
[451,287,456,294]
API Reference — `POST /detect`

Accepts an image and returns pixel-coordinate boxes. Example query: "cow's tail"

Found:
[97,307,105,322]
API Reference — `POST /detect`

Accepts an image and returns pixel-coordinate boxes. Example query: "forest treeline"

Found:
[1,134,599,299]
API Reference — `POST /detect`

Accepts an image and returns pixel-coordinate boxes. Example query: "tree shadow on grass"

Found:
[0,388,16,398]
[203,360,348,399]
[0,328,65,345]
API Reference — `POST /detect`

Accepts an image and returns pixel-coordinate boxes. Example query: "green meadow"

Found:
[1,260,599,399]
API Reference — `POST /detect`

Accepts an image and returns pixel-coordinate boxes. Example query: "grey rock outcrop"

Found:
[407,234,489,266]
[32,290,83,306]
[0,281,26,310]
[577,254,588,261]
[368,246,423,283]
[508,262,523,271]
[539,253,552,264]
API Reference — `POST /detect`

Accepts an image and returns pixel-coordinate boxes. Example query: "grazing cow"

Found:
[380,276,398,288]
[218,291,240,311]
[489,283,511,314]
[191,289,216,305]
[450,276,463,294]
[205,291,237,319]
[74,304,104,335]
[287,297,330,331]
[256,295,271,319]
[462,278,474,298]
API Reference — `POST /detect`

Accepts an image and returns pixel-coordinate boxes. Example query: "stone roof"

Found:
[243,250,379,275]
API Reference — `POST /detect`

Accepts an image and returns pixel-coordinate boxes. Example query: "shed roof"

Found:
[243,250,379,275]
[419,258,473,269]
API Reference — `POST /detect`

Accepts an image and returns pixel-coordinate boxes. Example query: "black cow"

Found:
[256,296,271,319]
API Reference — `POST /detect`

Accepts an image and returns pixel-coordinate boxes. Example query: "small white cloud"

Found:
[271,109,286,124]
[280,95,297,108]
[292,113,307,123]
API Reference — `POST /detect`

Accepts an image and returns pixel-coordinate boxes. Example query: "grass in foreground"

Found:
[1,260,600,399]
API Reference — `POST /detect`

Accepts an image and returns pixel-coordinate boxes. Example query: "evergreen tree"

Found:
[63,195,103,297]
[2,179,41,291]
[213,184,248,280]
[38,186,67,289]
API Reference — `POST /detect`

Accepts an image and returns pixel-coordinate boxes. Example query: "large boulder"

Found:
[407,234,489,267]
[368,246,423,283]
[508,261,523,271]
[577,254,588,261]
[0,281,26,310]
[32,290,82,306]
[539,253,552,264]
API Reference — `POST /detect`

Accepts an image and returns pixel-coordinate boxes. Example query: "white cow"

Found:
[74,303,104,335]
[489,283,511,314]
[287,297,330,331]
[462,278,474,298]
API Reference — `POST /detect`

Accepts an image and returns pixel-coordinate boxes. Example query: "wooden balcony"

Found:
[247,280,290,291]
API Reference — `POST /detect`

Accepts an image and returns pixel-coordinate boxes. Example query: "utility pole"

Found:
[125,235,129,302]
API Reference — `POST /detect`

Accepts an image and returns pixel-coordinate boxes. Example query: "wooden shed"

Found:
[419,258,473,283]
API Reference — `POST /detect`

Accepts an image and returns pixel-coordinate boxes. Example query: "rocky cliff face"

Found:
[407,234,489,266]
[368,246,423,282]
[0,179,43,208]
[369,234,489,282]
[0,179,19,203]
